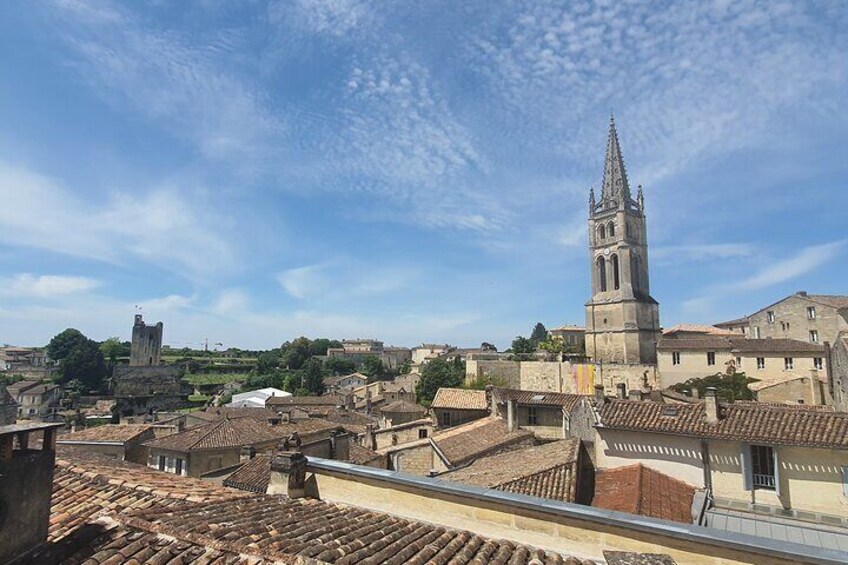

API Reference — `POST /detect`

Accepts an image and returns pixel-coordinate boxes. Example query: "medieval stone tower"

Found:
[129,314,163,366]
[585,116,660,365]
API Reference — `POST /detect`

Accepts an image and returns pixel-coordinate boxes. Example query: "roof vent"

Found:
[662,406,678,417]
[531,395,546,401]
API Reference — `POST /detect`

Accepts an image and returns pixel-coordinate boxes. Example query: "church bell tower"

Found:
[585,116,660,365]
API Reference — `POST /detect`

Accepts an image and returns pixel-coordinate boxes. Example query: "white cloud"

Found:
[735,241,846,291]
[277,265,329,300]
[0,163,236,277]
[1,274,100,298]
[277,261,418,300]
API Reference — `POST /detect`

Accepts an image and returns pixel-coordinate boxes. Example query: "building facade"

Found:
[130,314,164,366]
[585,117,660,365]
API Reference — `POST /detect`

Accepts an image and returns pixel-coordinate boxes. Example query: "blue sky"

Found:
[1,0,847,350]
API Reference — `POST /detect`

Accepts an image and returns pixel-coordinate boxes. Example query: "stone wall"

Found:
[372,421,433,450]
[747,293,848,345]
[389,443,433,475]
[0,447,55,563]
[831,338,848,411]
[465,360,521,388]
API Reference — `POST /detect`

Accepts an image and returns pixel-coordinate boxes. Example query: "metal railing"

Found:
[752,473,775,489]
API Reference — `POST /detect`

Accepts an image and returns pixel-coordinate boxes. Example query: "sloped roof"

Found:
[662,324,737,336]
[58,424,154,444]
[593,464,696,524]
[143,416,285,452]
[657,336,733,351]
[714,316,749,327]
[493,387,587,411]
[222,453,271,493]
[432,417,535,466]
[598,399,848,449]
[266,394,344,407]
[440,438,581,502]
[348,443,383,466]
[380,400,427,414]
[657,336,825,354]
[805,294,848,309]
[431,387,488,411]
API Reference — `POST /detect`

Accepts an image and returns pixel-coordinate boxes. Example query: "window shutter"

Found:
[740,444,752,491]
[772,448,780,497]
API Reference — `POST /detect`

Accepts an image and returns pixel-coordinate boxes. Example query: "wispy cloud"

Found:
[0,163,236,277]
[734,240,846,292]
[277,261,418,300]
[653,243,756,262]
[1,274,100,298]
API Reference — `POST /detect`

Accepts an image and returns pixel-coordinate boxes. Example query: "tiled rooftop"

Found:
[431,387,488,411]
[266,394,345,407]
[657,335,825,354]
[222,453,272,493]
[441,438,582,502]
[348,443,384,466]
[592,464,696,524]
[433,417,535,466]
[57,424,154,443]
[598,399,848,449]
[380,400,427,414]
[661,324,737,336]
[493,387,587,411]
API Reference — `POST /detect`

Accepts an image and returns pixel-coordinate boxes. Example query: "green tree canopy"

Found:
[256,351,281,374]
[324,356,356,375]
[511,336,535,355]
[302,358,326,396]
[480,342,497,352]
[49,329,106,391]
[47,328,88,361]
[669,372,758,402]
[281,337,312,370]
[530,322,548,345]
[415,357,466,407]
[537,336,564,361]
[360,355,384,377]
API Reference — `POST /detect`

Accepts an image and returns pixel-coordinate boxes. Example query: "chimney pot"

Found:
[268,451,308,498]
[240,445,256,462]
[691,388,700,399]
[594,384,605,405]
[506,398,517,432]
[704,387,718,424]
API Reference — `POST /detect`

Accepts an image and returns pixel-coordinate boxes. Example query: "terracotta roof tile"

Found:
[431,387,488,411]
[441,439,581,502]
[223,453,272,493]
[266,394,344,407]
[57,424,155,443]
[593,464,696,524]
[380,400,427,414]
[598,399,848,449]
[493,387,588,411]
[658,336,825,354]
[433,417,535,466]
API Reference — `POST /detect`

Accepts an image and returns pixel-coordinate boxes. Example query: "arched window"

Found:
[631,254,641,291]
[599,224,606,239]
[608,221,615,237]
[597,256,607,292]
[612,254,620,290]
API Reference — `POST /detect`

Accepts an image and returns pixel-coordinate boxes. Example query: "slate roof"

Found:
[441,438,582,502]
[431,387,489,411]
[597,399,848,449]
[593,464,696,524]
[432,417,535,466]
[144,416,337,453]
[57,424,154,443]
[493,387,587,411]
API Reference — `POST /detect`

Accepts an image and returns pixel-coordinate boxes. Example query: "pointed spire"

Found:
[637,184,644,212]
[601,113,631,205]
[589,186,596,213]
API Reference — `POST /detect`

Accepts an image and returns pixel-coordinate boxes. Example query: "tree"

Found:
[537,336,564,362]
[281,337,312,370]
[415,358,466,407]
[256,351,281,374]
[480,342,497,352]
[511,336,535,354]
[48,329,107,392]
[302,358,326,396]
[99,337,126,366]
[360,355,384,378]
[530,322,548,346]
[324,356,356,375]
[670,371,758,402]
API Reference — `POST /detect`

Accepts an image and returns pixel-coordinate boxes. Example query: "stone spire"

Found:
[601,113,631,204]
[589,186,596,213]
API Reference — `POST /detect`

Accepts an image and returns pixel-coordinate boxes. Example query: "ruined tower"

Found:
[129,314,163,366]
[584,116,660,365]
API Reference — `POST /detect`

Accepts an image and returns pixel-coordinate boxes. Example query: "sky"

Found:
[1,0,847,350]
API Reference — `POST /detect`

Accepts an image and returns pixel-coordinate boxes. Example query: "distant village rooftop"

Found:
[431,387,488,411]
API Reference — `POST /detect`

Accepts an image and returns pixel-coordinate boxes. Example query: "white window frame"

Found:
[754,327,761,338]
[808,306,816,320]
[743,444,779,494]
[814,357,823,370]
[757,357,765,370]
[810,330,818,343]
[784,357,794,370]
[767,311,775,323]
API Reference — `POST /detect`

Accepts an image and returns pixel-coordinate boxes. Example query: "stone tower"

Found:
[129,314,163,366]
[585,116,660,365]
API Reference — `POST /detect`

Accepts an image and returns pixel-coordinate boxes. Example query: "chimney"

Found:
[691,388,700,399]
[704,387,718,424]
[268,452,308,498]
[363,424,376,450]
[616,383,627,399]
[330,430,350,461]
[628,389,642,402]
[488,385,498,417]
[810,369,821,405]
[594,384,605,405]
[506,398,517,432]
[796,290,808,297]
[240,445,256,463]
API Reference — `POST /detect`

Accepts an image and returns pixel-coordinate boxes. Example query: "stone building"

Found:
[830,334,848,411]
[715,291,848,345]
[490,387,595,444]
[56,423,174,464]
[130,314,164,366]
[325,338,412,371]
[8,382,61,420]
[112,365,188,416]
[430,387,489,428]
[549,325,587,353]
[585,117,661,366]
[0,384,16,424]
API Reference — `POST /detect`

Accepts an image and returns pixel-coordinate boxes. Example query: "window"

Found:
[707,352,716,366]
[749,445,776,491]
[612,254,620,290]
[754,326,761,338]
[599,224,606,239]
[672,352,681,365]
[528,407,538,425]
[439,411,452,427]
[175,458,183,476]
[767,311,775,323]
[808,306,816,320]
[784,357,794,370]
[158,456,166,471]
[418,429,428,439]
[597,256,607,292]
[757,357,765,370]
[736,356,742,368]
[814,357,823,370]
[608,222,615,237]
[810,330,819,343]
